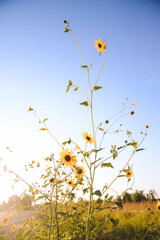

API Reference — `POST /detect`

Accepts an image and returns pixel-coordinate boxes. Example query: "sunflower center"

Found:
[98,43,102,48]
[77,169,83,174]
[127,172,130,176]
[86,136,91,141]
[69,181,72,185]
[65,155,71,162]
[158,206,160,210]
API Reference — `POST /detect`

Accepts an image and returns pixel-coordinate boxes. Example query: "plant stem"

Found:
[68,25,87,66]
[33,111,63,149]
[94,52,106,87]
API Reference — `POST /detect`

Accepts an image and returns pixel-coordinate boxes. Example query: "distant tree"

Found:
[123,192,133,203]
[0,201,7,211]
[131,190,146,202]
[146,189,157,202]
[8,195,21,208]
[20,194,32,209]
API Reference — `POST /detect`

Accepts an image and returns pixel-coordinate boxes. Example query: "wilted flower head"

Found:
[132,101,135,107]
[28,106,33,112]
[132,140,137,148]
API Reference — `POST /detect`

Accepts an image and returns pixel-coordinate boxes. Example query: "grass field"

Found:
[0,200,159,240]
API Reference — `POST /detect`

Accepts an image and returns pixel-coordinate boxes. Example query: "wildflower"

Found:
[125,170,133,179]
[0,213,11,226]
[145,124,149,129]
[59,148,77,167]
[28,106,33,112]
[35,189,39,194]
[130,111,134,116]
[66,178,74,187]
[10,224,17,232]
[57,171,60,177]
[95,38,106,53]
[32,160,35,164]
[75,166,85,178]
[132,101,135,107]
[157,200,160,210]
[81,158,84,163]
[82,132,95,144]
[29,216,34,221]
[132,140,138,148]
[56,160,59,163]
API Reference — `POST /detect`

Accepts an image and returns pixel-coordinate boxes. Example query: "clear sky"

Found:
[0,0,160,203]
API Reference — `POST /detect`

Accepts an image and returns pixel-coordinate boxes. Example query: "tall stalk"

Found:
[64,22,106,239]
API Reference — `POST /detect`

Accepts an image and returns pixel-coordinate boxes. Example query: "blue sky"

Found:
[0,0,160,202]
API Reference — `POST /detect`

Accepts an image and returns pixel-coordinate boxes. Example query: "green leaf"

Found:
[64,29,69,33]
[101,163,114,168]
[62,141,68,145]
[136,148,145,152]
[117,145,125,150]
[110,218,119,226]
[80,101,89,106]
[40,128,47,131]
[74,87,78,91]
[93,190,101,197]
[29,186,33,193]
[108,196,114,201]
[43,118,48,122]
[56,212,67,216]
[83,187,89,194]
[93,86,103,91]
[91,148,104,154]
[69,80,72,86]
[81,65,88,68]
[66,86,69,93]
[105,193,109,199]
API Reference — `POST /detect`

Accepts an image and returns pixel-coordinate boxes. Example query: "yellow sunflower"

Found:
[66,178,74,187]
[82,132,95,144]
[95,38,106,53]
[60,148,77,167]
[0,213,11,226]
[125,170,133,179]
[10,224,17,232]
[75,166,85,178]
